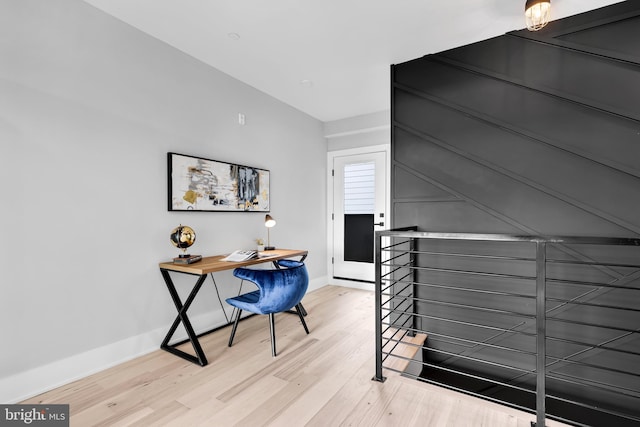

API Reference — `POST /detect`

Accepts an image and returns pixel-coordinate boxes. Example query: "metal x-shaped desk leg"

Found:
[160,269,209,366]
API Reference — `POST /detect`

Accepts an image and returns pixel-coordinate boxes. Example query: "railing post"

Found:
[534,241,547,427]
[410,236,417,337]
[373,231,386,382]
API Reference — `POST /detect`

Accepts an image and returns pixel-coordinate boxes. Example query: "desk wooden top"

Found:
[159,249,308,275]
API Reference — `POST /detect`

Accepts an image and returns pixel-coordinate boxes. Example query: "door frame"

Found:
[327,144,391,290]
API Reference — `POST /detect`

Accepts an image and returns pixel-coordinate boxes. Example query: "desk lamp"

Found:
[264,214,276,250]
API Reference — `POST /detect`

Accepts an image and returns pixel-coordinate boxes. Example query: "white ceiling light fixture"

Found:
[525,0,551,31]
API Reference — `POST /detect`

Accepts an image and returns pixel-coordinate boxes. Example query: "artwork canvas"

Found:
[168,152,270,212]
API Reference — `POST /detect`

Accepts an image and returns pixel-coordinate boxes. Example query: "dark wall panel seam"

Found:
[509,30,640,67]
[393,160,540,236]
[394,157,626,283]
[393,82,640,180]
[508,8,640,66]
[429,55,640,124]
[393,129,630,280]
[394,120,640,236]
[510,2,640,54]
[393,197,462,203]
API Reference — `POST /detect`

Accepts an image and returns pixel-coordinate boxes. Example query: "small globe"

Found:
[170,225,196,253]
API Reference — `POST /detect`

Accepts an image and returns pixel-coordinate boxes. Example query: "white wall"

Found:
[0,0,327,402]
[324,110,390,152]
[324,111,391,290]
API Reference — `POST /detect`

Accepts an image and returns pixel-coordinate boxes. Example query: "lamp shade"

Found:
[265,214,276,228]
[525,0,551,31]
[264,214,276,250]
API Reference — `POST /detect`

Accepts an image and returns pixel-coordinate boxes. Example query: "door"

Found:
[333,151,387,282]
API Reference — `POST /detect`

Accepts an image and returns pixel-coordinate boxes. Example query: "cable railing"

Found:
[374,228,640,427]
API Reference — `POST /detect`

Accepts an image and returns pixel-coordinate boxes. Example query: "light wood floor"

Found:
[23,285,569,426]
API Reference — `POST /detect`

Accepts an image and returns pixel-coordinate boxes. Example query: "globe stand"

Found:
[170,225,201,264]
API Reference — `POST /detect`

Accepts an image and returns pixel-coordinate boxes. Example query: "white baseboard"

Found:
[1,277,328,404]
[328,277,375,291]
[307,275,327,293]
[0,326,167,404]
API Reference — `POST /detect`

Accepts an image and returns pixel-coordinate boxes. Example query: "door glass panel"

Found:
[344,214,374,262]
[343,162,375,263]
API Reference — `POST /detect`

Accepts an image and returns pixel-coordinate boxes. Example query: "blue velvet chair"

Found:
[226,260,310,356]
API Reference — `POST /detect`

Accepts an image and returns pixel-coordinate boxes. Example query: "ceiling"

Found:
[82,0,622,123]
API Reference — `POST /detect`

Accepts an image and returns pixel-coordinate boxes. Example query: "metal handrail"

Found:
[374,229,640,427]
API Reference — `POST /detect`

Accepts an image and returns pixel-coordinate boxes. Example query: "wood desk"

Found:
[158,249,308,366]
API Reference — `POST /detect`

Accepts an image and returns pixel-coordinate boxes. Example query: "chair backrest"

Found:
[233,262,309,314]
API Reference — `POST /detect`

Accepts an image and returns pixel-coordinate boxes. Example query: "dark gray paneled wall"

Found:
[391,1,640,423]
[392,1,640,237]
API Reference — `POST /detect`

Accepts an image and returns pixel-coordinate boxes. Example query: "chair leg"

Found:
[298,302,308,317]
[228,309,243,347]
[296,304,310,334]
[269,313,277,357]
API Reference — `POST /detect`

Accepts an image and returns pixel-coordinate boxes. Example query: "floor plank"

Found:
[23,285,568,426]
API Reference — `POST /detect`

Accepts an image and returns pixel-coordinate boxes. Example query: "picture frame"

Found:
[167,152,270,212]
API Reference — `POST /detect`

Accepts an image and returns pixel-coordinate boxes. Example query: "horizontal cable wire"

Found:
[376,230,640,425]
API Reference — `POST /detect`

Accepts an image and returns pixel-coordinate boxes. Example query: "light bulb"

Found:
[525,1,551,31]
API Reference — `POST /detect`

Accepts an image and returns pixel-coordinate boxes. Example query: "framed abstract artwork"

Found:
[167,152,270,212]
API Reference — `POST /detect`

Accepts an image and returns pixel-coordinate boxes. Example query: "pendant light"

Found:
[525,0,551,31]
